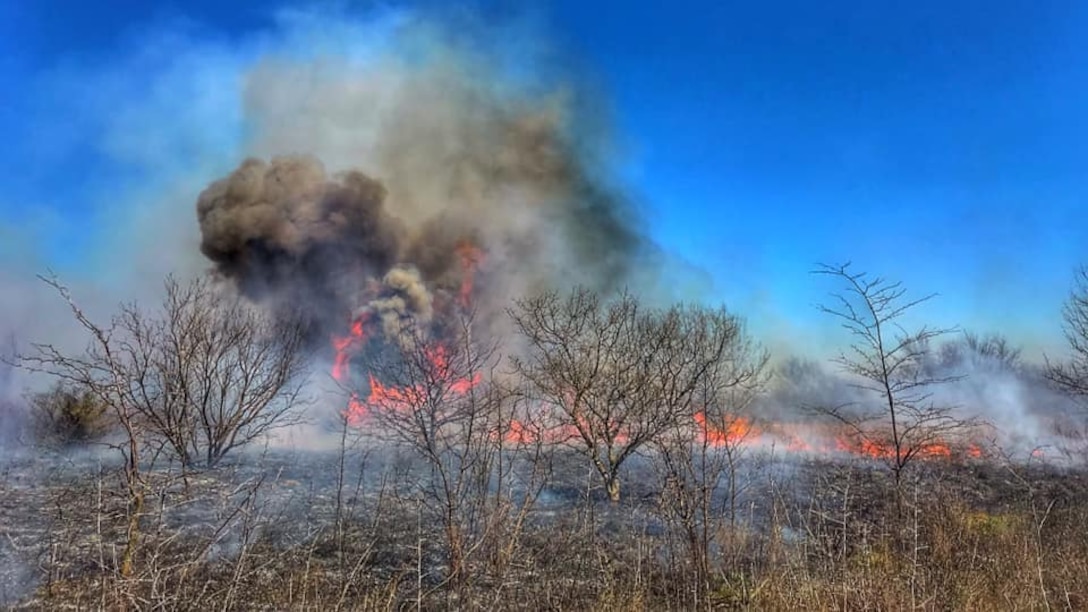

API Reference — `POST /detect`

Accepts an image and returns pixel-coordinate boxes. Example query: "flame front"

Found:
[332,341,483,423]
[329,245,990,461]
[695,412,755,445]
[331,314,370,422]
[691,413,986,462]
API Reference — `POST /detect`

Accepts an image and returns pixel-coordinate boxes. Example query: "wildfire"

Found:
[837,438,954,460]
[689,414,988,462]
[694,412,755,445]
[362,348,483,415]
[330,242,487,423]
[455,241,484,309]
[333,315,991,459]
[331,314,370,422]
[329,243,991,462]
[331,315,367,382]
[493,414,582,446]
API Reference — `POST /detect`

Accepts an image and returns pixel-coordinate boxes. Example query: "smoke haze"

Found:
[0,5,1081,455]
[173,9,672,351]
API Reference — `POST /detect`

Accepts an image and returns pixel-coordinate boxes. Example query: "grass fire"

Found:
[3,4,1088,611]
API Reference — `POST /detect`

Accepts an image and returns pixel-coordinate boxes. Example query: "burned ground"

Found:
[2,444,1087,610]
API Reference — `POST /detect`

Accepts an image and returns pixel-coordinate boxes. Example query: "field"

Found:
[3,441,1087,611]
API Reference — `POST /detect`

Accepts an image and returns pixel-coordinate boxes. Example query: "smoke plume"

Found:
[195,24,656,344]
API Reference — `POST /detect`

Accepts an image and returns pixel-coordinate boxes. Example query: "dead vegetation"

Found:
[4,272,1088,610]
[29,383,114,448]
[4,448,1088,611]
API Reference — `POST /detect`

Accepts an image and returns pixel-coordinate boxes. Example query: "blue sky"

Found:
[2,0,1087,356]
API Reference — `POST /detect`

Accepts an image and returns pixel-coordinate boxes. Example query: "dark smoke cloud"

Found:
[196,156,407,331]
[195,35,656,343]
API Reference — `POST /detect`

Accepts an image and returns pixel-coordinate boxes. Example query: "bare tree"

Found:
[651,311,768,595]
[813,263,974,488]
[962,331,1022,367]
[20,275,310,470]
[18,275,154,576]
[155,276,310,467]
[937,330,1022,373]
[509,287,734,502]
[1047,267,1088,401]
[356,307,504,586]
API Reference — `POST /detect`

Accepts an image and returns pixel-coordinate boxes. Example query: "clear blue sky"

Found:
[2,0,1087,356]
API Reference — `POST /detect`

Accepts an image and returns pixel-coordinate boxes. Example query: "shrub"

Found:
[31,383,113,447]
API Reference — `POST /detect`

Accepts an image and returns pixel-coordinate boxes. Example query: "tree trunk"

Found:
[120,489,143,577]
[606,475,621,503]
[120,428,143,578]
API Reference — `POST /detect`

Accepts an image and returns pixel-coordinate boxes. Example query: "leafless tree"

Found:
[17,275,153,576]
[154,276,310,467]
[813,263,975,488]
[1047,267,1088,402]
[509,287,736,502]
[481,387,554,587]
[962,331,1022,367]
[17,273,308,580]
[20,274,310,471]
[937,330,1022,373]
[651,311,768,595]
[356,306,506,586]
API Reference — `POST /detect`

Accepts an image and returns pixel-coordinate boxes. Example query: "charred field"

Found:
[4,441,1088,611]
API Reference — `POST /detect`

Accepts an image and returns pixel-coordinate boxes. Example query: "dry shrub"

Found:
[30,383,114,447]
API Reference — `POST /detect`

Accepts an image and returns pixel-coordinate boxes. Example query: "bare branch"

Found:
[813,263,971,488]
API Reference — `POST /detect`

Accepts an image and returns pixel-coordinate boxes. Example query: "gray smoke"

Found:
[761,335,1084,457]
[195,27,655,344]
[357,265,437,348]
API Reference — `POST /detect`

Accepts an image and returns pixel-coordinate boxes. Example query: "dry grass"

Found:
[3,449,1088,611]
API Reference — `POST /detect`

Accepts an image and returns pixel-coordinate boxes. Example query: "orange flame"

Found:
[330,243,994,461]
[331,314,371,423]
[829,437,958,460]
[694,412,755,445]
[456,242,484,309]
[688,417,987,463]
[330,241,487,423]
[503,419,535,445]
[331,316,367,382]
[493,414,581,446]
